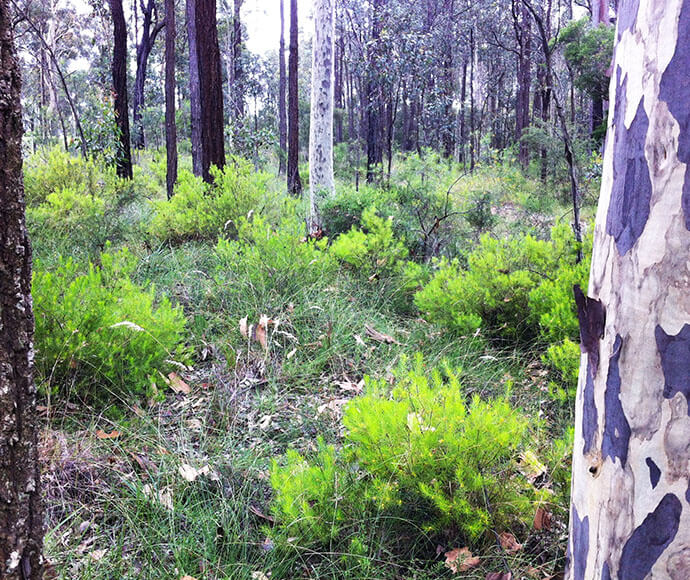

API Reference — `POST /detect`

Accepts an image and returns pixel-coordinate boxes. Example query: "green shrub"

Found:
[414,234,556,339]
[24,148,152,259]
[320,185,386,237]
[270,356,540,551]
[33,248,188,405]
[415,222,589,343]
[148,158,277,243]
[330,206,408,278]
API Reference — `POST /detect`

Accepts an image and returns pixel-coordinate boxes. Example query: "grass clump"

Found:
[33,247,188,406]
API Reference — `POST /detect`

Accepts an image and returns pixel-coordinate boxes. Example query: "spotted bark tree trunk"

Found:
[567,2,690,578]
[0,0,44,577]
[308,0,335,233]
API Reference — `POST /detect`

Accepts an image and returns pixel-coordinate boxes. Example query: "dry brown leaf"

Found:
[444,547,480,573]
[142,484,173,510]
[167,372,191,394]
[486,573,512,580]
[251,573,270,580]
[89,549,107,562]
[498,532,522,553]
[354,334,367,347]
[95,429,121,440]
[317,398,350,415]
[248,504,276,523]
[534,507,553,530]
[239,316,249,338]
[365,324,400,344]
[335,379,364,394]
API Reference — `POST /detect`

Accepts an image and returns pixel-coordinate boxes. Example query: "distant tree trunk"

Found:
[287,0,302,196]
[0,1,44,577]
[187,0,202,176]
[165,0,177,198]
[469,26,475,171]
[187,0,225,182]
[232,0,244,118]
[459,58,467,166]
[133,0,165,150]
[309,0,335,233]
[590,0,608,139]
[366,0,384,184]
[567,2,690,578]
[334,31,344,144]
[109,0,133,179]
[515,0,531,170]
[278,0,287,175]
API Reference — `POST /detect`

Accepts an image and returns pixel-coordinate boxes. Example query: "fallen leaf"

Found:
[257,415,273,430]
[498,532,522,553]
[142,484,173,511]
[534,507,553,530]
[354,334,367,347]
[365,324,400,344]
[248,504,276,523]
[89,549,107,561]
[167,372,191,394]
[486,573,512,580]
[95,429,120,440]
[317,398,349,415]
[180,576,198,580]
[444,547,480,573]
[239,316,249,338]
[335,379,364,394]
[286,348,297,359]
[251,572,270,580]
[256,324,267,349]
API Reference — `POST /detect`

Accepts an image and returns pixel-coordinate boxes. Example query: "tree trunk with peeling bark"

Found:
[567,1,690,578]
[308,0,335,233]
[278,0,287,175]
[0,1,44,577]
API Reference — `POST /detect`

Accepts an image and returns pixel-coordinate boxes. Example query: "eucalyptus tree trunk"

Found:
[287,0,302,196]
[567,1,690,578]
[109,0,133,179]
[308,0,335,233]
[133,0,165,150]
[278,0,287,175]
[164,0,177,198]
[187,0,225,182]
[0,1,44,576]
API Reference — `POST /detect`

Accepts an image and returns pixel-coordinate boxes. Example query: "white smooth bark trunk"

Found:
[567,2,690,579]
[308,0,335,233]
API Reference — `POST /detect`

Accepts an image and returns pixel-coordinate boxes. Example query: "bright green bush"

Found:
[148,159,276,243]
[33,248,188,405]
[415,222,590,344]
[270,356,540,550]
[24,148,153,259]
[414,233,556,339]
[330,206,408,278]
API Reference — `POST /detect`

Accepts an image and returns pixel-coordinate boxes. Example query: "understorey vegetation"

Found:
[29,148,594,579]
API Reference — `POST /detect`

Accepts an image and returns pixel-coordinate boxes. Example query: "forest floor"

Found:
[29,148,597,580]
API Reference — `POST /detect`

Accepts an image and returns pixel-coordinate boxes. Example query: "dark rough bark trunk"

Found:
[278,0,287,175]
[187,0,202,176]
[287,0,302,195]
[232,0,244,118]
[165,0,177,198]
[187,0,225,182]
[0,1,44,577]
[109,0,133,179]
[567,2,690,578]
[133,0,164,150]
